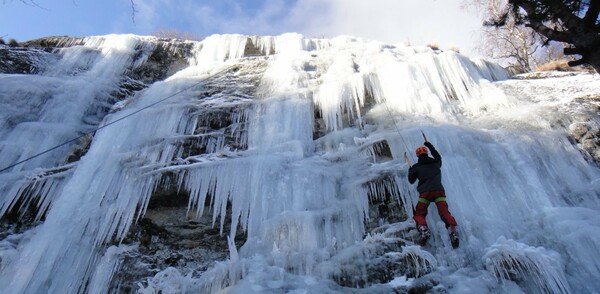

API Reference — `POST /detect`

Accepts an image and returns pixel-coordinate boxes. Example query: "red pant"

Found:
[413,190,457,229]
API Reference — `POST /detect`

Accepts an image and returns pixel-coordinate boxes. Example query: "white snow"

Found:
[388,275,414,287]
[0,33,599,294]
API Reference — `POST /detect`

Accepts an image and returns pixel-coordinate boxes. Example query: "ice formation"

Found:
[0,33,599,293]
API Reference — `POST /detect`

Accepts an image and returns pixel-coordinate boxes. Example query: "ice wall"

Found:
[0,34,199,293]
[1,33,599,294]
[0,35,155,216]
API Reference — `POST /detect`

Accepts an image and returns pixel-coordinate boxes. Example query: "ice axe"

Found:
[421,130,428,143]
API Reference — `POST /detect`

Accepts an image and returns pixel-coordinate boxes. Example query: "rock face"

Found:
[2,36,193,82]
[499,72,600,165]
[110,186,244,292]
[128,39,194,84]
[566,94,600,163]
[0,46,50,74]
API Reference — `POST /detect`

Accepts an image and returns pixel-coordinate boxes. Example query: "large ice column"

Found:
[366,50,511,121]
[0,35,157,217]
[0,34,265,293]
[0,75,201,293]
[250,33,332,56]
[248,44,314,153]
[188,35,518,292]
[186,33,319,237]
[186,35,373,292]
[309,39,511,132]
[172,38,600,293]
[189,34,248,65]
[0,35,146,171]
[312,50,366,131]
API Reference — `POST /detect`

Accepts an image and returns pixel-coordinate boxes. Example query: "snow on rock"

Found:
[0,33,599,294]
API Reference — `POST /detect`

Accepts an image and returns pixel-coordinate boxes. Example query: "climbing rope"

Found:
[380,96,418,212]
[381,96,414,163]
[0,80,204,174]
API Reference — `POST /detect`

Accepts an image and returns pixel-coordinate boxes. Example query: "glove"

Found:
[424,141,433,148]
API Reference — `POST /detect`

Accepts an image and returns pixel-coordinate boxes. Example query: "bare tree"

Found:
[6,0,44,9]
[486,0,600,73]
[482,1,544,70]
[469,0,551,71]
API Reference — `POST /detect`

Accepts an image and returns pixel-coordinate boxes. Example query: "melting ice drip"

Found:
[0,33,599,294]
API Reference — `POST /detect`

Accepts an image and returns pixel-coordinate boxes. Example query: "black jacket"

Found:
[408,142,444,193]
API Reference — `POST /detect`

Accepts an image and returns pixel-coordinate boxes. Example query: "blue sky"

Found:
[1,0,484,56]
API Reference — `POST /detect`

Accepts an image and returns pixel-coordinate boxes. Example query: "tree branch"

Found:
[510,0,584,33]
[507,1,574,42]
[526,21,574,43]
[17,0,47,10]
[568,58,588,66]
[130,0,137,25]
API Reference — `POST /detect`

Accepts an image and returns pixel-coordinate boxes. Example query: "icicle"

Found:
[313,52,366,131]
[0,35,158,220]
[0,34,235,293]
[472,58,511,81]
[483,238,571,294]
[397,245,437,278]
[249,35,275,56]
[87,245,136,294]
[189,34,248,66]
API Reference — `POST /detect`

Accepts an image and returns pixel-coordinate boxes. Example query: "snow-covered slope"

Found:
[0,34,599,293]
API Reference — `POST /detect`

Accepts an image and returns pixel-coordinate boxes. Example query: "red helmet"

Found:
[415,146,428,157]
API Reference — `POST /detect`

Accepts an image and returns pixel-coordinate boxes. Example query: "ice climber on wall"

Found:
[408,141,459,248]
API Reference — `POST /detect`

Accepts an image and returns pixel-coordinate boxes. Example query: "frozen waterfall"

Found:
[1,33,599,293]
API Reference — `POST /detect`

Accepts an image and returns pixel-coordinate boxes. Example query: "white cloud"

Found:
[115,0,485,57]
[287,0,484,56]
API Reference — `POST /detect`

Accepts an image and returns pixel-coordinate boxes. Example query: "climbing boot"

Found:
[417,226,431,246]
[449,226,459,248]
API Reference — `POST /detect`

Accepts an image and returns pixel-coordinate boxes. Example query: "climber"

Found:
[408,141,459,248]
